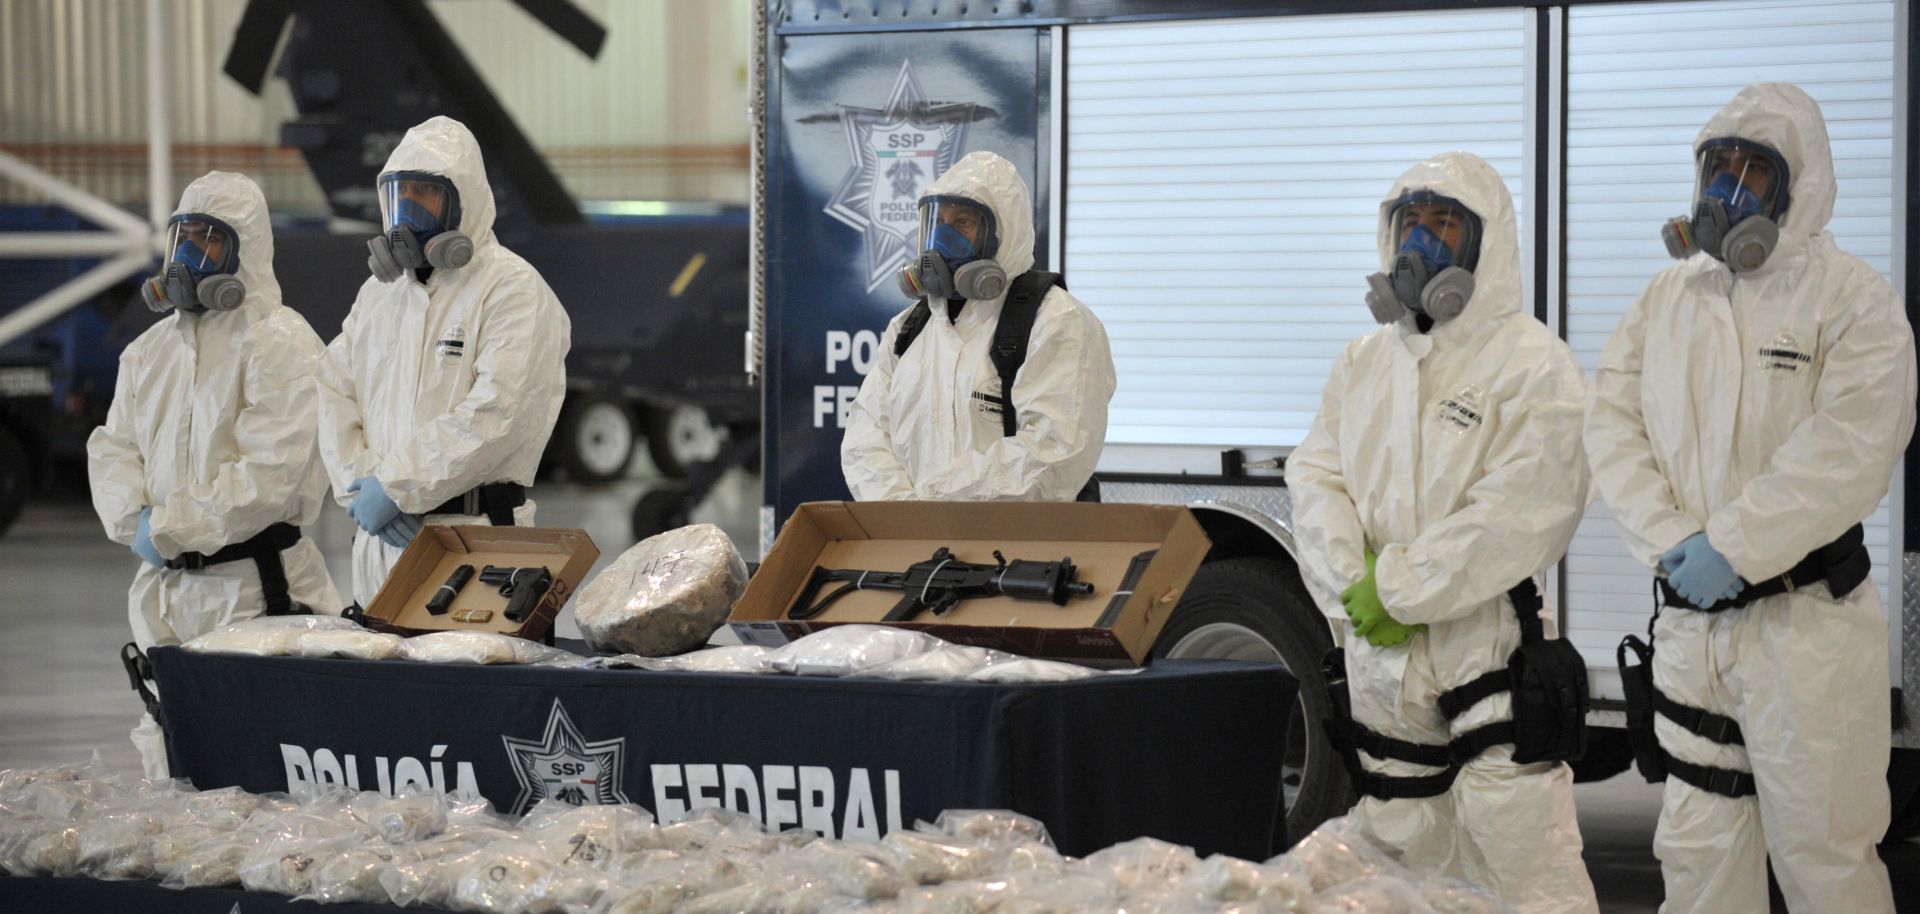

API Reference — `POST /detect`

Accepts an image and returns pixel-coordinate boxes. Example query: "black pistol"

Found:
[480,565,554,623]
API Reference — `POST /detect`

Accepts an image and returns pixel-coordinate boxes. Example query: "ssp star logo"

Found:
[502,699,630,812]
[824,60,976,292]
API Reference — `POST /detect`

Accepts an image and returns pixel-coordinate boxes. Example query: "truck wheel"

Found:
[0,425,28,537]
[555,396,637,483]
[1883,747,1920,843]
[646,405,726,479]
[1151,556,1353,846]
[631,488,694,541]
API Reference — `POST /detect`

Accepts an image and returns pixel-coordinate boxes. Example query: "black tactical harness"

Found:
[121,520,319,740]
[894,270,1098,503]
[894,270,1062,439]
[1617,523,1869,799]
[1324,580,1590,801]
[164,521,307,617]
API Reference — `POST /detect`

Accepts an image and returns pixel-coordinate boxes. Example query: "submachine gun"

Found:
[785,547,1095,622]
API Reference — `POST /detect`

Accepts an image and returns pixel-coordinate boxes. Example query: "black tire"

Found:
[631,488,694,541]
[646,405,728,480]
[1883,747,1920,843]
[554,395,638,483]
[0,424,28,537]
[1151,556,1353,846]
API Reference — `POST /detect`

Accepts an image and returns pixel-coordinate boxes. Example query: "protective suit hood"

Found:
[921,151,1035,294]
[1695,83,1835,260]
[379,116,497,257]
[1377,152,1521,328]
[172,171,281,315]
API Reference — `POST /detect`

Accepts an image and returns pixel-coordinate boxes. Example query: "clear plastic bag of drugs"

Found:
[521,798,657,867]
[860,644,1015,681]
[398,630,585,666]
[1315,874,1444,914]
[183,614,362,656]
[924,809,1053,849]
[295,627,405,660]
[1267,816,1408,895]
[447,838,557,913]
[1079,836,1203,894]
[771,625,945,677]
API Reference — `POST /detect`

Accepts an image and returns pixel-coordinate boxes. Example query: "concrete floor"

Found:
[1,467,1916,912]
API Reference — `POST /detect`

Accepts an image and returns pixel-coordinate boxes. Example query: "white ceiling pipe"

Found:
[0,250,153,348]
[0,233,153,258]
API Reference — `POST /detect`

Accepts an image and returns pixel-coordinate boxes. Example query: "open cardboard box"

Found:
[728,502,1212,666]
[365,525,600,642]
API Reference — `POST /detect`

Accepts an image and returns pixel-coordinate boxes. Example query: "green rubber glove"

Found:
[1339,550,1425,648]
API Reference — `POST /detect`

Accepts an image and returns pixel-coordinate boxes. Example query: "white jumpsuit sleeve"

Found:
[840,311,918,501]
[315,310,376,508]
[1285,341,1370,623]
[375,274,569,512]
[918,292,1115,501]
[84,349,147,546]
[1584,280,1707,567]
[145,319,325,556]
[1705,272,1918,581]
[1375,340,1591,625]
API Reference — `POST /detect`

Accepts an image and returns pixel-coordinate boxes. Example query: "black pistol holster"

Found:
[1323,579,1588,801]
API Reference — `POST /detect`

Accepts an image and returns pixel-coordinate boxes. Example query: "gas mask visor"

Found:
[1692,137,1789,225]
[1369,191,1482,322]
[379,171,461,242]
[897,195,1007,302]
[144,214,244,313]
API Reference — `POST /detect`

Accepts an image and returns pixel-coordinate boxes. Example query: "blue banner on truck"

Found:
[763,26,1052,534]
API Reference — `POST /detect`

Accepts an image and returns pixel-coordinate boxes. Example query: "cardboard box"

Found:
[365,525,600,642]
[728,502,1213,666]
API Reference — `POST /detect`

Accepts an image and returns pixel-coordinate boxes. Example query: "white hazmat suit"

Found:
[1584,83,1915,914]
[840,151,1115,501]
[1287,152,1598,914]
[316,116,570,607]
[87,171,341,778]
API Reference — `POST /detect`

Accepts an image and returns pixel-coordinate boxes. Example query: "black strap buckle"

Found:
[462,489,482,517]
[1705,715,1740,745]
[166,552,209,571]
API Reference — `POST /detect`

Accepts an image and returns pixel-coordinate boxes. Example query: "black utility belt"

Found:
[1658,523,1869,612]
[428,482,526,526]
[164,522,301,571]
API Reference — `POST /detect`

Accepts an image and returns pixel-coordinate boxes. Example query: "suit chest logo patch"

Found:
[436,323,467,363]
[1758,332,1811,374]
[1436,385,1486,434]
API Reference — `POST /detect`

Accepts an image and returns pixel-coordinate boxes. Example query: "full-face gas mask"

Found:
[1660,138,1790,273]
[366,171,473,282]
[896,195,1008,303]
[141,215,245,314]
[1365,191,1482,325]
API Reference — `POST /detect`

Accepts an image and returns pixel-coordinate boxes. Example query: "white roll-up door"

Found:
[1562,0,1900,671]
[1065,9,1530,448]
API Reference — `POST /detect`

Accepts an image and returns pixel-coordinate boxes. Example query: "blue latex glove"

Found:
[377,513,423,549]
[346,477,403,534]
[132,506,165,568]
[1662,533,1744,608]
